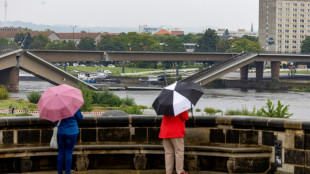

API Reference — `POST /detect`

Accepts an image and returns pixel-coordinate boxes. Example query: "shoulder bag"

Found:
[50,120,61,149]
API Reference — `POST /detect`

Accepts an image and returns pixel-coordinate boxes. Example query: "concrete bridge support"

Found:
[256,61,264,81]
[240,65,249,80]
[0,67,19,92]
[271,61,281,79]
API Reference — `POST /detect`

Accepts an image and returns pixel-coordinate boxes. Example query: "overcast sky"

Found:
[1,0,259,31]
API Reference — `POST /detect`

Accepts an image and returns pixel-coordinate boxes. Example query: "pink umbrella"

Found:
[38,84,84,122]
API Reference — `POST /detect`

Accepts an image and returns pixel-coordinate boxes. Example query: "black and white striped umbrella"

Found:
[152,81,204,116]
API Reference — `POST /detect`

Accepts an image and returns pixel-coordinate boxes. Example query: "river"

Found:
[8,80,310,120]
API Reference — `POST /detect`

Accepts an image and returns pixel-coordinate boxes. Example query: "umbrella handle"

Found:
[191,104,194,120]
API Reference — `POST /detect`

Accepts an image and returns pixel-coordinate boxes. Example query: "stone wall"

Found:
[0,115,310,173]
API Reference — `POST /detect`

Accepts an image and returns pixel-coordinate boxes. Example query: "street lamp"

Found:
[70,25,77,42]
[230,45,234,57]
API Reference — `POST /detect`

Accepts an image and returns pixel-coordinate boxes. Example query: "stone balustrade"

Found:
[0,115,309,174]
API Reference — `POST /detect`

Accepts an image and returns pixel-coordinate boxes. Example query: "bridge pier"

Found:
[240,65,249,80]
[256,61,264,81]
[271,61,281,80]
[0,67,19,92]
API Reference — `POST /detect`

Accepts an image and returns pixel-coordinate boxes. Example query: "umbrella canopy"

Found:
[152,81,204,116]
[38,84,84,122]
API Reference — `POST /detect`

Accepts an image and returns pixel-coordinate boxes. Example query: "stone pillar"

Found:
[20,157,32,172]
[240,65,249,80]
[76,155,89,171]
[271,61,281,80]
[256,61,264,81]
[0,67,19,92]
[186,155,198,172]
[134,154,147,170]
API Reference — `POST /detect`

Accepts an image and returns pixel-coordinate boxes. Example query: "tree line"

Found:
[0,28,265,53]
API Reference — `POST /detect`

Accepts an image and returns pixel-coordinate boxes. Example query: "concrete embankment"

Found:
[206,78,310,90]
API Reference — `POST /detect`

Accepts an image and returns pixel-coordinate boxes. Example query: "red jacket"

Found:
[159,111,189,139]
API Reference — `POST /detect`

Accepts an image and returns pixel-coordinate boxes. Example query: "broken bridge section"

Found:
[0,49,97,91]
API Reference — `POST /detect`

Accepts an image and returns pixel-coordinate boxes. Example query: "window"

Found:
[301,9,304,12]
[278,8,282,11]
[278,18,283,22]
[285,30,289,33]
[294,8,298,12]
[293,40,297,43]
[293,46,297,49]
[278,13,283,16]
[286,2,290,6]
[278,24,282,27]
[293,3,297,6]
[300,25,304,28]
[285,24,289,27]
[278,40,282,43]
[293,19,297,22]
[301,30,305,33]
[293,13,297,17]
[278,29,283,32]
[293,24,297,28]
[285,40,290,43]
[301,14,304,17]
[278,2,282,5]
[285,35,290,38]
[286,8,290,11]
[293,35,297,38]
[286,19,290,22]
[278,34,282,38]
[285,46,289,49]
[293,30,297,33]
[301,3,305,6]
[286,13,290,17]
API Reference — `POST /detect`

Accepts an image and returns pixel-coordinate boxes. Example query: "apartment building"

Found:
[259,0,310,53]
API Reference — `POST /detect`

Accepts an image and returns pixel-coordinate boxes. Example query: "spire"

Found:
[251,23,253,32]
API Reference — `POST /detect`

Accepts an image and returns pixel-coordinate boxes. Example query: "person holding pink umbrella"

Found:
[55,109,83,174]
[37,84,84,174]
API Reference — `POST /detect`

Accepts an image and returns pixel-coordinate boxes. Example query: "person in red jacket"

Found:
[159,110,189,174]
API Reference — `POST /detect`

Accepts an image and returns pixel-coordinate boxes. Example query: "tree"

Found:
[224,29,229,36]
[14,33,33,49]
[242,35,258,42]
[163,36,186,52]
[301,36,310,53]
[0,36,14,49]
[97,34,125,51]
[231,38,262,53]
[195,28,219,52]
[30,34,49,49]
[217,39,233,52]
[77,37,96,50]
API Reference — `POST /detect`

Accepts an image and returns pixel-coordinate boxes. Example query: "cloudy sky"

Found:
[1,0,259,31]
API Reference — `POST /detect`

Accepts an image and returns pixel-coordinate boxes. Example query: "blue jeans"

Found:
[57,134,78,174]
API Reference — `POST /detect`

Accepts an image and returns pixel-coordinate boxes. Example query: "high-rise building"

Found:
[259,0,310,53]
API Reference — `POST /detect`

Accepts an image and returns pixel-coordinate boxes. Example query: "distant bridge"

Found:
[1,49,310,90]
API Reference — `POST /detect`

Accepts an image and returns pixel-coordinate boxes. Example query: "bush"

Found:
[195,108,201,112]
[78,84,94,112]
[93,89,122,107]
[27,91,41,104]
[204,107,222,116]
[260,99,293,118]
[121,95,136,106]
[0,85,9,100]
[120,105,143,115]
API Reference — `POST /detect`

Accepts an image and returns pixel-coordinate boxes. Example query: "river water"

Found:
[9,80,310,120]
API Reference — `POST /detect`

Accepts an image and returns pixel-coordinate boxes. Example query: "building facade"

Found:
[217,29,258,38]
[259,0,310,53]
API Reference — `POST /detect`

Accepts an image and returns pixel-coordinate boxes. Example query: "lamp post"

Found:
[70,25,77,42]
